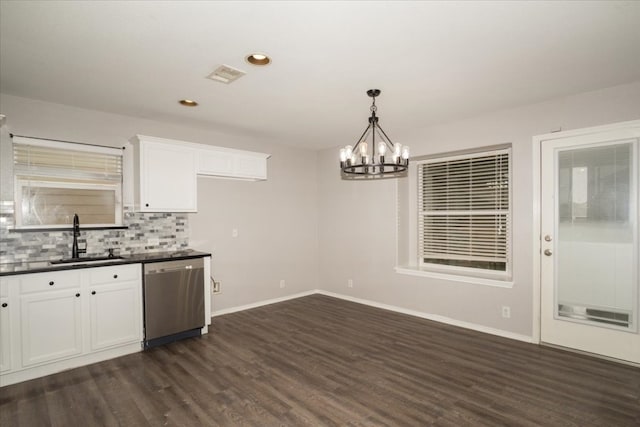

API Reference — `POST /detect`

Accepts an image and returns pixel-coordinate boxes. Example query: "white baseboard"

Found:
[316,290,534,343]
[1,342,142,387]
[211,290,317,317]
[212,289,534,344]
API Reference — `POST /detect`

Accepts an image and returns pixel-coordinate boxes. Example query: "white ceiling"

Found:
[1,1,639,150]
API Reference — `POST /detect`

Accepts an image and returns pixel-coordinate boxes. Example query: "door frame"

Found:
[532,119,640,345]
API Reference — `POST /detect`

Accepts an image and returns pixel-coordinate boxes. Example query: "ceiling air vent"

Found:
[207,64,246,84]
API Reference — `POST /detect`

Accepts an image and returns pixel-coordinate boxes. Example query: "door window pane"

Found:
[556,141,637,329]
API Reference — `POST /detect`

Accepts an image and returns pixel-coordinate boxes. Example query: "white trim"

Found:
[211,289,532,343]
[211,290,317,317]
[316,290,533,343]
[416,147,510,164]
[533,119,640,144]
[394,266,514,288]
[532,131,542,344]
[0,341,140,387]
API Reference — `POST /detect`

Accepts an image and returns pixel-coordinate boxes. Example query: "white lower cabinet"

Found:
[89,281,141,351]
[20,288,83,366]
[0,282,11,373]
[0,264,143,387]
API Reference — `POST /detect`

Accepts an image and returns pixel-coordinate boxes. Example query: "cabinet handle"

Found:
[49,281,54,286]
[145,203,149,207]
[75,293,80,297]
[1,303,7,308]
[91,291,96,295]
[113,274,118,279]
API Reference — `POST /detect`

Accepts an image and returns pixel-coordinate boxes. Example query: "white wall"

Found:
[0,93,319,311]
[318,82,640,338]
[2,81,639,337]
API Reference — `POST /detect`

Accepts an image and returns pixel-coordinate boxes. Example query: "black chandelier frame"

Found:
[340,89,409,179]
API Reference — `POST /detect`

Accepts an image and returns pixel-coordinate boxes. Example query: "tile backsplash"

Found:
[0,204,188,264]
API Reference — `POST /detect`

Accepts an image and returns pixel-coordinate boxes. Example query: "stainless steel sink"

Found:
[49,256,125,266]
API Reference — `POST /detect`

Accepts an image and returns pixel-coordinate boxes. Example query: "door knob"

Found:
[544,249,552,256]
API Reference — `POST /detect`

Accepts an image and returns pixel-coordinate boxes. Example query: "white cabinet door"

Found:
[136,139,197,212]
[20,289,83,367]
[234,154,267,179]
[89,281,142,351]
[0,294,11,373]
[197,149,268,180]
[0,280,10,373]
[198,150,235,176]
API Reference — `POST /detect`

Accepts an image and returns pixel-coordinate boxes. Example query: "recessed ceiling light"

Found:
[246,53,271,66]
[179,99,198,107]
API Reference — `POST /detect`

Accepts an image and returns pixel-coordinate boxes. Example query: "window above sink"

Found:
[12,136,124,229]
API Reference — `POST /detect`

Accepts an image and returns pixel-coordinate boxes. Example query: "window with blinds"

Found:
[418,148,511,275]
[13,137,123,228]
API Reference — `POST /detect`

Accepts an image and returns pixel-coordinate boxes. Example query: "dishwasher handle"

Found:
[146,265,198,274]
[144,258,205,275]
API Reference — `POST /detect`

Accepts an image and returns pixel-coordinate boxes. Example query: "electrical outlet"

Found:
[232,228,239,238]
[501,306,511,319]
[279,279,286,288]
[212,281,221,294]
[347,279,353,288]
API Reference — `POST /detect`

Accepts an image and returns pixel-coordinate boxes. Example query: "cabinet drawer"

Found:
[19,270,81,294]
[89,264,140,285]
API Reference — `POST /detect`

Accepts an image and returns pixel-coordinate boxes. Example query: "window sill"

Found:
[394,266,514,288]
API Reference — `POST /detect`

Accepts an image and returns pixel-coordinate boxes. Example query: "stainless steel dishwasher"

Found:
[143,257,205,349]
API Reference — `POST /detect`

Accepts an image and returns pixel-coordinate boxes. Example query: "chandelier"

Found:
[340,89,409,179]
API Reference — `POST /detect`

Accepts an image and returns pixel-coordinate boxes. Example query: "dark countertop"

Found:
[0,250,211,276]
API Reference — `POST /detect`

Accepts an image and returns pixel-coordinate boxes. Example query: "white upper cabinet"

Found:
[131,135,269,212]
[197,147,269,180]
[132,136,198,212]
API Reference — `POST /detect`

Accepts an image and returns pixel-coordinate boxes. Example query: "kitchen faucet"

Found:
[71,213,86,259]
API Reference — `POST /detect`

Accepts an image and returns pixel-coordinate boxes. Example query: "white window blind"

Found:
[418,148,511,273]
[12,137,123,227]
[13,138,122,180]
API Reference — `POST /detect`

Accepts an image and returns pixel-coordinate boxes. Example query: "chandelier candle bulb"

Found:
[340,148,347,162]
[360,142,368,156]
[394,143,402,158]
[402,146,410,160]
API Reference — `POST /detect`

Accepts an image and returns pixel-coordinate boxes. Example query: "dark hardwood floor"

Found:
[1,294,639,426]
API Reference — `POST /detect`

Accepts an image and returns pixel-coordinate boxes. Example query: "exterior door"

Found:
[540,123,640,364]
